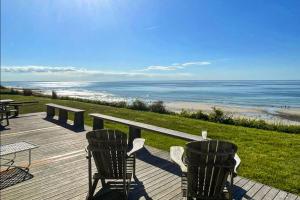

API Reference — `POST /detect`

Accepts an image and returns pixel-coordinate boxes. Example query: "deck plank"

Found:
[285,193,298,200]
[1,112,298,200]
[241,182,264,199]
[274,191,288,200]
[252,185,272,200]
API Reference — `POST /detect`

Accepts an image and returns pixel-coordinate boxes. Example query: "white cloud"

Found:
[139,61,211,71]
[1,65,192,80]
[181,61,211,66]
[2,66,78,73]
[141,65,182,71]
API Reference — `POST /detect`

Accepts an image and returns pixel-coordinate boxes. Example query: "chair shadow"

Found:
[93,177,151,200]
[0,168,33,190]
[136,148,182,176]
[44,117,85,133]
[0,125,11,131]
[233,185,248,200]
[128,176,152,200]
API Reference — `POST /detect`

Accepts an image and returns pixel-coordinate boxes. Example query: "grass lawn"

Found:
[1,94,300,195]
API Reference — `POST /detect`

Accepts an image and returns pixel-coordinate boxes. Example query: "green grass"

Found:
[2,94,300,195]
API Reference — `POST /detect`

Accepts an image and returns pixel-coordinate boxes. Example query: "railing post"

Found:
[74,112,84,130]
[93,117,104,130]
[46,106,55,118]
[128,126,141,147]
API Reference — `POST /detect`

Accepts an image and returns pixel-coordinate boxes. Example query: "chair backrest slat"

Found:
[86,129,128,179]
[186,140,237,199]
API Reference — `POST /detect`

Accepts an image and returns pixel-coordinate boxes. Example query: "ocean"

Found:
[2,80,300,109]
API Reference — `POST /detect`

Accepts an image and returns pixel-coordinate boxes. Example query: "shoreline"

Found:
[165,101,300,125]
[3,86,300,125]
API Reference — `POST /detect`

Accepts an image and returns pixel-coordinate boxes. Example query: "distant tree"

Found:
[52,90,58,99]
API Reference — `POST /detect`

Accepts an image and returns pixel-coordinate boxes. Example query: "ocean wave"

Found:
[42,89,129,102]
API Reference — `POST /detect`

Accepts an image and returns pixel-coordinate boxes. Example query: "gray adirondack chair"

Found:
[170,140,240,200]
[86,129,145,200]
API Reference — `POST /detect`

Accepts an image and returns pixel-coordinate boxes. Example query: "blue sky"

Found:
[1,0,300,81]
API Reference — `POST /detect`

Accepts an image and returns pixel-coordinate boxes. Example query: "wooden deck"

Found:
[0,112,299,200]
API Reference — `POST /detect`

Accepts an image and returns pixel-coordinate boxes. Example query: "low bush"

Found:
[130,99,149,111]
[180,109,191,117]
[0,88,21,95]
[180,108,299,134]
[190,110,209,120]
[149,101,168,114]
[209,107,225,122]
[23,89,33,96]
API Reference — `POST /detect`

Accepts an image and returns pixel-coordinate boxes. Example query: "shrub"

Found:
[149,101,168,114]
[130,99,149,111]
[23,89,33,96]
[111,101,128,108]
[190,110,209,120]
[209,107,225,122]
[0,88,20,95]
[180,109,191,117]
[52,90,58,99]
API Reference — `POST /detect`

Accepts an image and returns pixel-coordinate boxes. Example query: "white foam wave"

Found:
[30,81,93,88]
[42,89,128,102]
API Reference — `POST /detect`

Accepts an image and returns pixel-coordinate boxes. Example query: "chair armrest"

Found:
[234,153,241,175]
[127,138,145,156]
[170,146,187,173]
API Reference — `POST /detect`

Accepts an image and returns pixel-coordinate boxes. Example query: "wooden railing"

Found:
[89,113,203,146]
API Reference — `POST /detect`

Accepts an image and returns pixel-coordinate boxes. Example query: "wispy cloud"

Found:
[1,65,191,79]
[181,61,211,66]
[139,61,211,71]
[2,66,78,73]
[141,65,181,71]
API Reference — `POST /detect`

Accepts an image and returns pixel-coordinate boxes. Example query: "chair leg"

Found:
[86,178,99,200]
[86,150,93,200]
[228,172,234,200]
[6,113,9,125]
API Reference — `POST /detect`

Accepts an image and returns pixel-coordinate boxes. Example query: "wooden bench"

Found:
[90,113,202,146]
[46,104,85,130]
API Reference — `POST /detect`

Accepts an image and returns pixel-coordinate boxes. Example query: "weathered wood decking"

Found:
[0,112,299,200]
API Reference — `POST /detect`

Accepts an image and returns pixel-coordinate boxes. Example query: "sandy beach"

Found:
[3,81,300,125]
[165,101,300,125]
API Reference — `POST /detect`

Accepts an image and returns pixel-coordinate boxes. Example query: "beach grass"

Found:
[2,94,300,195]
